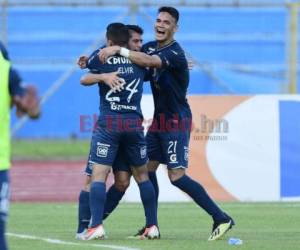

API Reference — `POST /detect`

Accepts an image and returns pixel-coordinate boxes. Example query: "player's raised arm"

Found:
[98,46,162,68]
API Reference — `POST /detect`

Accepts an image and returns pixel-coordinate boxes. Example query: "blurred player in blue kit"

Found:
[99,6,235,241]
[77,23,159,240]
[0,42,40,250]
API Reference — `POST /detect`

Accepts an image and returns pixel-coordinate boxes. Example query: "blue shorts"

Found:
[0,171,10,223]
[85,145,131,176]
[87,124,148,171]
[146,130,190,169]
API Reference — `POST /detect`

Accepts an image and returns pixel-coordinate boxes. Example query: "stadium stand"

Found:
[1,0,299,137]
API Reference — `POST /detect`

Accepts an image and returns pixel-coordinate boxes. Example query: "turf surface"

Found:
[7,202,300,250]
[11,139,89,160]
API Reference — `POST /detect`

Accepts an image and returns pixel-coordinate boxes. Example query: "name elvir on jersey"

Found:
[107,56,134,75]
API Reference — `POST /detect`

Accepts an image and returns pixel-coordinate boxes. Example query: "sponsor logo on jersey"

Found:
[169,153,178,163]
[107,56,132,65]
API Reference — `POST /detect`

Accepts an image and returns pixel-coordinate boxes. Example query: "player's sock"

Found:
[77,190,91,233]
[138,180,157,227]
[103,184,125,220]
[0,219,7,250]
[148,171,159,205]
[171,175,226,222]
[89,181,106,228]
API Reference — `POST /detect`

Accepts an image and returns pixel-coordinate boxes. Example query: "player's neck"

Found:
[158,38,175,48]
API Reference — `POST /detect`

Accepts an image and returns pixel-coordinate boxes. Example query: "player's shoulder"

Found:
[142,41,158,54]
[167,41,185,55]
[0,41,9,60]
[89,45,105,58]
[87,47,106,71]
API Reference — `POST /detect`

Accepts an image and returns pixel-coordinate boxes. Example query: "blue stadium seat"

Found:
[4,4,299,137]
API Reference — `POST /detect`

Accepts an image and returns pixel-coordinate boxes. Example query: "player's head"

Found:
[126,24,143,52]
[155,6,179,44]
[106,22,129,47]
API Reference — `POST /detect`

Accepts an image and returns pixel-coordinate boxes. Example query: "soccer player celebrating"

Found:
[79,23,159,240]
[75,25,146,239]
[99,7,234,241]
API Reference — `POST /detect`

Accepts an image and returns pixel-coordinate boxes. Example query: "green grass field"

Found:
[12,139,89,160]
[7,202,300,250]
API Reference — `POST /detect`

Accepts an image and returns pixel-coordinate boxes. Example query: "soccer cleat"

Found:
[75,229,87,240]
[84,224,106,240]
[140,225,160,240]
[127,227,146,239]
[208,216,235,241]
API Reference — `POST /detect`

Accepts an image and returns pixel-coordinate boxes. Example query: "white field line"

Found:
[7,233,141,250]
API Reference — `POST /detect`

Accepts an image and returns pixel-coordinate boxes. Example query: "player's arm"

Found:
[80,47,125,91]
[77,48,101,69]
[98,46,162,68]
[128,50,162,68]
[10,68,40,119]
[80,72,125,92]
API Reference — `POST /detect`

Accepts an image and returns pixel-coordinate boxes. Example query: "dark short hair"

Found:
[106,22,129,46]
[158,6,179,23]
[126,24,144,36]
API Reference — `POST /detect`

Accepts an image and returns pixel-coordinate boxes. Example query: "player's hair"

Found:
[106,22,129,46]
[158,6,179,23]
[126,25,144,36]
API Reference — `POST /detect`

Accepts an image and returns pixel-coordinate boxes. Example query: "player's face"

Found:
[128,31,143,52]
[155,12,177,43]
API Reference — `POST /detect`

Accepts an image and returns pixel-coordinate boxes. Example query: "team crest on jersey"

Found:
[96,143,110,158]
[140,146,147,159]
[147,47,155,54]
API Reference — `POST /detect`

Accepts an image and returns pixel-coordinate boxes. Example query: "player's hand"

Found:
[77,55,89,69]
[98,46,120,63]
[103,72,125,93]
[13,85,40,119]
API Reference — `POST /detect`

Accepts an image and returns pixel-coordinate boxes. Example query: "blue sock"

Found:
[89,181,106,228]
[171,175,226,222]
[0,219,7,250]
[148,171,159,208]
[103,184,125,220]
[77,190,91,233]
[138,180,157,227]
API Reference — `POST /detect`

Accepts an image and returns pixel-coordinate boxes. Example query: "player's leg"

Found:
[76,157,93,238]
[76,175,91,238]
[125,131,159,239]
[103,146,132,220]
[0,170,9,250]
[130,131,162,238]
[90,163,111,227]
[146,130,165,205]
[113,170,131,192]
[130,165,159,239]
[164,131,234,240]
[103,170,131,220]
[147,161,159,202]
[84,126,119,240]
